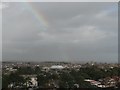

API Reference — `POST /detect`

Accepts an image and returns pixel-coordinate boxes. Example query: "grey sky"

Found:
[2,2,118,62]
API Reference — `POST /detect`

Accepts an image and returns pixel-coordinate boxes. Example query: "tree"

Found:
[37,73,48,87]
[8,73,25,88]
[2,74,9,88]
[59,72,75,88]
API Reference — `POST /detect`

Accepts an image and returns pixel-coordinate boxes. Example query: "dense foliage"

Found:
[2,66,120,89]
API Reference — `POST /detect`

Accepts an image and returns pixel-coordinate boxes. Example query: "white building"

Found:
[50,65,64,70]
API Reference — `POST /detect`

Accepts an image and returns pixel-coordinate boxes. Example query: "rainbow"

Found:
[24,2,49,28]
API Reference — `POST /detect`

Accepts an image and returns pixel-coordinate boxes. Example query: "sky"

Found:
[2,2,118,63]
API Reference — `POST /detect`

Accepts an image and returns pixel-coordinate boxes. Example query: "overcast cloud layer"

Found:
[2,2,118,63]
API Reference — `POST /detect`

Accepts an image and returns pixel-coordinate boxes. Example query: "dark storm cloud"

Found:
[2,2,118,62]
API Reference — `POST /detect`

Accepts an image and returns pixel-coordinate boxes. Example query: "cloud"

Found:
[2,2,118,62]
[0,3,8,9]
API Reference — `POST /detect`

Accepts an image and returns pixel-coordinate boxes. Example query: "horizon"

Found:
[2,59,118,64]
